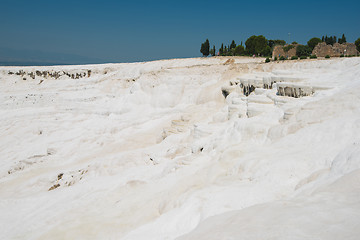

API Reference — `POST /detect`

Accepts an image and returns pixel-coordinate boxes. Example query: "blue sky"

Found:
[1,0,359,64]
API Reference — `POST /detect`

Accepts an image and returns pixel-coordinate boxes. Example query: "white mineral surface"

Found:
[1,57,360,239]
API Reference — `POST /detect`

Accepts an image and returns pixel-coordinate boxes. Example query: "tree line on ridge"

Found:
[200,34,360,58]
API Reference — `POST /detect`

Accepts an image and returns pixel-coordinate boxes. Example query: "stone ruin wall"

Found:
[272,45,297,59]
[312,42,359,57]
[272,42,359,59]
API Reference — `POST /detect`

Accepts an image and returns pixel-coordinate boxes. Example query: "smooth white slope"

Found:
[0,57,359,240]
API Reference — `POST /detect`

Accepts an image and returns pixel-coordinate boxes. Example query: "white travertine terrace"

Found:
[1,57,360,240]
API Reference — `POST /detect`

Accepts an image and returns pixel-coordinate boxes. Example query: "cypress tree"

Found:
[230,40,236,50]
[205,39,210,55]
[342,34,346,43]
[338,34,346,44]
[219,43,224,55]
[210,45,216,56]
[200,39,210,56]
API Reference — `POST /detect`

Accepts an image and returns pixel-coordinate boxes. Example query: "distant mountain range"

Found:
[0,47,106,66]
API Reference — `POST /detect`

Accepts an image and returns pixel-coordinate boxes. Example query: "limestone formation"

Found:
[277,83,313,98]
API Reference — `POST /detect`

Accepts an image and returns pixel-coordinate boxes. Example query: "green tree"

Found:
[230,40,236,50]
[233,45,245,56]
[324,35,337,45]
[255,36,268,55]
[209,48,214,56]
[307,37,322,50]
[338,34,347,44]
[210,45,216,56]
[355,38,360,52]
[219,43,224,55]
[245,35,257,55]
[268,39,286,48]
[200,39,210,56]
[245,35,269,56]
[261,46,272,57]
[296,45,312,57]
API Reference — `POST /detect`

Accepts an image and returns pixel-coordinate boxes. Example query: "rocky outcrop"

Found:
[312,42,359,57]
